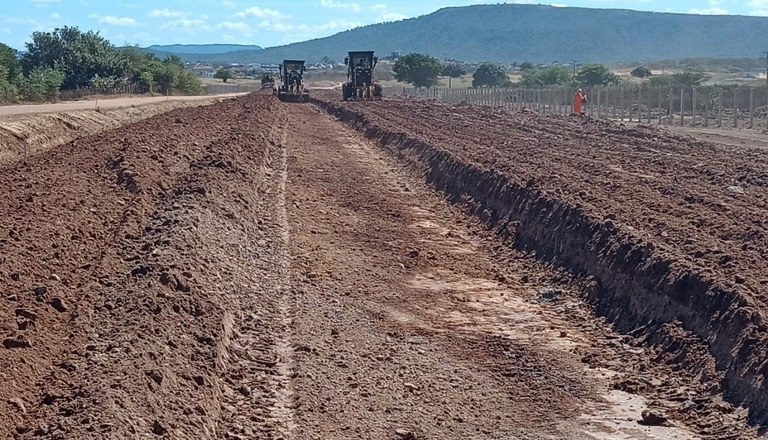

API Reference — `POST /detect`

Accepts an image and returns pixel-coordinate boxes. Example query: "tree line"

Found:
[0,26,201,103]
[392,53,711,89]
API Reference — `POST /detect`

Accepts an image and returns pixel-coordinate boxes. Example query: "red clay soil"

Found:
[0,93,289,438]
[314,92,768,426]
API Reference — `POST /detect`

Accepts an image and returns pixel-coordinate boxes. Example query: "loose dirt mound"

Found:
[314,92,768,426]
[0,97,233,165]
[0,93,289,438]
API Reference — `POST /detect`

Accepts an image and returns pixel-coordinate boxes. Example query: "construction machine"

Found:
[276,60,310,102]
[260,72,276,89]
[342,51,382,101]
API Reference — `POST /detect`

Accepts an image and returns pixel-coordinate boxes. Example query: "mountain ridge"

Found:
[148,5,768,65]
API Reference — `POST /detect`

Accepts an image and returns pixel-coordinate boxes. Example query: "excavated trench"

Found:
[314,97,768,427]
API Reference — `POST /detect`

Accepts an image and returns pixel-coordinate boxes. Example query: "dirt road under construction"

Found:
[1,91,767,439]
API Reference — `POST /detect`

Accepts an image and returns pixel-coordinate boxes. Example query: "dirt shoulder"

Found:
[0,94,244,117]
[0,95,240,165]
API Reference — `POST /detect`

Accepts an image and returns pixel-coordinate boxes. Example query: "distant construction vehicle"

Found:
[276,60,309,102]
[342,51,382,101]
[260,72,276,89]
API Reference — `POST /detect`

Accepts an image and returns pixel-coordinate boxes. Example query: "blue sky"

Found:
[1,0,767,49]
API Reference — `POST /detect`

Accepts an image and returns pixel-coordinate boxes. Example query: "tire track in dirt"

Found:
[270,129,298,439]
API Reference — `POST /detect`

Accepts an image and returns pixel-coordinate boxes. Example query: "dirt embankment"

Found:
[0,96,236,165]
[313,93,768,426]
[0,92,291,439]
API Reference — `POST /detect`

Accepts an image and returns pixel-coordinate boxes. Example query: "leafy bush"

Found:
[519,65,571,88]
[394,53,442,88]
[472,62,508,87]
[19,67,65,102]
[575,64,621,86]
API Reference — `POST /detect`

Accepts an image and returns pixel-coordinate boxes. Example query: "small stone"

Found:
[640,409,667,426]
[238,385,251,397]
[395,428,416,439]
[404,383,419,392]
[33,286,48,301]
[152,420,168,436]
[193,375,205,386]
[50,297,68,313]
[49,274,61,282]
[8,397,26,413]
[559,331,567,338]
[146,370,163,385]
[3,337,32,349]
[735,275,746,284]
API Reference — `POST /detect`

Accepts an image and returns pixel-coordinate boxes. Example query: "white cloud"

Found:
[149,8,187,18]
[222,0,236,8]
[160,18,210,31]
[748,0,768,15]
[93,15,138,26]
[216,21,252,34]
[371,3,387,11]
[5,17,38,24]
[30,0,60,5]
[49,12,61,19]
[552,2,567,7]
[258,18,362,34]
[235,6,284,18]
[320,0,360,12]
[0,27,10,34]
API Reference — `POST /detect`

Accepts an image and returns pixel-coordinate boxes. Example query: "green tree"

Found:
[472,62,508,87]
[0,65,18,102]
[630,66,652,78]
[575,64,621,86]
[214,68,234,83]
[0,43,21,83]
[441,63,466,78]
[393,53,442,88]
[519,65,571,88]
[21,26,127,90]
[19,67,65,101]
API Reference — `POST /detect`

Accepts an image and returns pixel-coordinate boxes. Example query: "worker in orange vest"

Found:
[574,89,587,115]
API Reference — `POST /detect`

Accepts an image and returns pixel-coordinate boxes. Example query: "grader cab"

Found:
[276,60,309,102]
[342,51,382,101]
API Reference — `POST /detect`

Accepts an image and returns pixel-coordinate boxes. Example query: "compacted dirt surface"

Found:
[1,91,766,439]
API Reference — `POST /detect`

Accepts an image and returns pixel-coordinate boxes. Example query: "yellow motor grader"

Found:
[276,60,310,102]
[342,51,382,101]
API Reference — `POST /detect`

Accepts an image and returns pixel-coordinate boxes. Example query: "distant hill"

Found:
[144,44,262,58]
[174,4,768,65]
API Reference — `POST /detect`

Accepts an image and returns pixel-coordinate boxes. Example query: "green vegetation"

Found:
[441,63,467,78]
[575,64,621,86]
[519,65,571,87]
[214,68,234,83]
[393,53,442,88]
[0,26,201,103]
[472,62,509,87]
[648,70,709,87]
[630,66,652,78]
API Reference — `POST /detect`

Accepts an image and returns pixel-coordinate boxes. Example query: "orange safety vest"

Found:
[574,92,587,114]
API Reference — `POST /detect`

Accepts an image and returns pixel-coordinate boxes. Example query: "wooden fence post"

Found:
[749,88,754,129]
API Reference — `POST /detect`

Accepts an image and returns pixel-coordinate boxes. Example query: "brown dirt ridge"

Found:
[313,91,768,427]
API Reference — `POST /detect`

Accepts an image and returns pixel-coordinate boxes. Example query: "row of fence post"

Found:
[395,86,768,130]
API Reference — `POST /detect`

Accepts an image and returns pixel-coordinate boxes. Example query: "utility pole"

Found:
[572,60,578,78]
